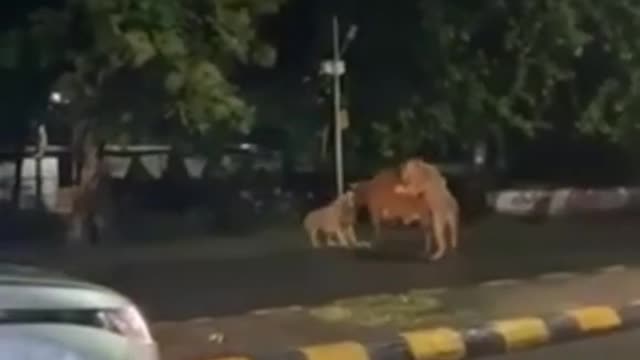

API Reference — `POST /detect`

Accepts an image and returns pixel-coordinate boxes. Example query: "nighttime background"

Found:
[4,2,640,360]
[1,0,640,244]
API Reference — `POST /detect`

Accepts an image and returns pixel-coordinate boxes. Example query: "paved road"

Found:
[486,329,640,360]
[45,216,640,321]
[94,242,640,321]
[86,216,640,360]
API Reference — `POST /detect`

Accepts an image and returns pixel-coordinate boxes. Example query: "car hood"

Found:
[0,264,131,310]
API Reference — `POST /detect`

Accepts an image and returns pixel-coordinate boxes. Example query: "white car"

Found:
[0,263,159,360]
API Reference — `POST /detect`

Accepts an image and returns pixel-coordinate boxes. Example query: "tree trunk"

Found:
[11,141,26,209]
[34,124,48,211]
[67,123,101,247]
[35,156,43,210]
[71,121,86,186]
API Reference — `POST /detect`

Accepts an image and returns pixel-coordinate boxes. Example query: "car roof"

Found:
[0,264,131,310]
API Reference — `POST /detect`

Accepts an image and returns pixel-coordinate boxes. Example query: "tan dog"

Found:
[303,191,359,248]
[396,158,459,260]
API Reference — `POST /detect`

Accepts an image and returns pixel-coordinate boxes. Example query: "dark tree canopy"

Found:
[2,0,640,165]
[1,0,285,152]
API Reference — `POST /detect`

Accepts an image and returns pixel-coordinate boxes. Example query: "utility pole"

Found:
[332,15,344,195]
[319,16,356,195]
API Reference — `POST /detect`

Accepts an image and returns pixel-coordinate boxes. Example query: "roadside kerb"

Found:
[204,301,640,360]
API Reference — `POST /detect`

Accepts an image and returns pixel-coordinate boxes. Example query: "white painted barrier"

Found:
[488,187,640,216]
[0,157,59,211]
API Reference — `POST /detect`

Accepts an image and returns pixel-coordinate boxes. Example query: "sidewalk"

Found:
[153,265,640,360]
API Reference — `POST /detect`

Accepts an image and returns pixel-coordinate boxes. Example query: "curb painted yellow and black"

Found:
[207,302,640,360]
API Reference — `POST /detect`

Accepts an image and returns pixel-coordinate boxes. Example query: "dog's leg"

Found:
[349,225,359,244]
[347,225,366,247]
[309,228,321,248]
[325,233,339,247]
[336,229,350,248]
[430,213,447,260]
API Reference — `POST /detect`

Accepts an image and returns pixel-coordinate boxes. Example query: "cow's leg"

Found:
[370,211,383,244]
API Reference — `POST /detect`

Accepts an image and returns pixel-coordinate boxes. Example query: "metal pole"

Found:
[332,15,344,195]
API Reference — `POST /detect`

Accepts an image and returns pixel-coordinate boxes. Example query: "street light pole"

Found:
[318,16,356,195]
[332,15,344,195]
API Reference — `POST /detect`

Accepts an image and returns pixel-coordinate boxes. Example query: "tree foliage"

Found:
[5,0,640,168]
[1,0,284,149]
[0,12,59,142]
[374,0,640,159]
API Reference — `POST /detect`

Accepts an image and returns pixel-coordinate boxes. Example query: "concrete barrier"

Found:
[488,187,640,217]
[206,302,640,360]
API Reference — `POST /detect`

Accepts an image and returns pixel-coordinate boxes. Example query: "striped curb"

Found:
[203,302,640,360]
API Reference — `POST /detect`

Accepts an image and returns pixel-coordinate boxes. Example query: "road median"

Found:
[206,302,640,360]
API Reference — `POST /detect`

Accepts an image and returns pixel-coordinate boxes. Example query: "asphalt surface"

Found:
[6,215,629,323]
[62,215,640,320]
[485,328,640,360]
[94,238,640,321]
[50,216,640,360]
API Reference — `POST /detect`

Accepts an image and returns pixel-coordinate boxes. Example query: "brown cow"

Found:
[350,168,433,255]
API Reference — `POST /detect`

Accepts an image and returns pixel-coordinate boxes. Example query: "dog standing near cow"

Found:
[302,191,360,248]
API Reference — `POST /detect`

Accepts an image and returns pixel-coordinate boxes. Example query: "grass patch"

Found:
[308,291,455,329]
